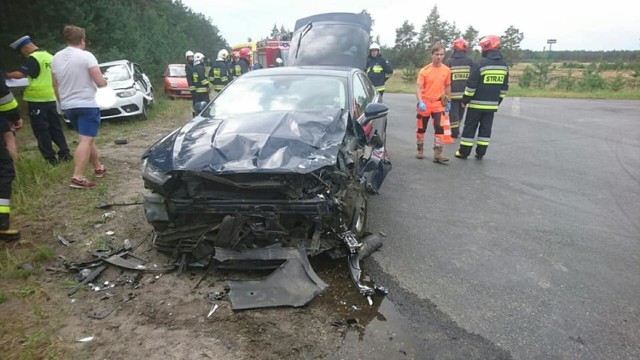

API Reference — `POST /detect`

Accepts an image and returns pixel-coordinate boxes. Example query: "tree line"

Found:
[0,0,227,83]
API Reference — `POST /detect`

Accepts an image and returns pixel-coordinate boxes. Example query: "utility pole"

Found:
[547,39,557,61]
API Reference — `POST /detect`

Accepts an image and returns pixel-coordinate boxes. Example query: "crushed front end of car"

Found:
[141,106,389,308]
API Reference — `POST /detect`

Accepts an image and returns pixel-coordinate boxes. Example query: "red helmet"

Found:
[239,48,251,59]
[452,38,468,51]
[479,35,501,51]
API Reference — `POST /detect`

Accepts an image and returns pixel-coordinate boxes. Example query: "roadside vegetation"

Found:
[1,95,191,359]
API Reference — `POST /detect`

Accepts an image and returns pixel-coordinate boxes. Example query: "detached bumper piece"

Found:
[215,247,328,310]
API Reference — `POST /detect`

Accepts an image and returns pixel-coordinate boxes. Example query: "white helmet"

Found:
[369,43,380,51]
[185,50,194,58]
[217,49,229,60]
[194,52,204,64]
[275,57,283,65]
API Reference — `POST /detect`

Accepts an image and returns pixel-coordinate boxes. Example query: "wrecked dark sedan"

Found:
[141,12,391,308]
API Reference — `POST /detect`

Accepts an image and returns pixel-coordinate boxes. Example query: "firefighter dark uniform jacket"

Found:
[462,50,509,112]
[193,62,209,94]
[445,51,473,100]
[185,61,195,92]
[0,70,20,234]
[209,60,231,91]
[366,55,393,92]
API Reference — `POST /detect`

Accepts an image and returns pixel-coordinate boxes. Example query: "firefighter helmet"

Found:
[185,50,194,58]
[452,38,468,51]
[239,48,251,59]
[194,52,205,64]
[217,49,229,60]
[232,51,240,59]
[479,35,501,51]
[369,43,380,51]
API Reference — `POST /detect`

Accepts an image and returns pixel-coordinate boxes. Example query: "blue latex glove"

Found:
[418,101,426,112]
[445,102,451,113]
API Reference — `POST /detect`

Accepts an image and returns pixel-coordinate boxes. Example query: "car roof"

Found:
[242,66,359,79]
[99,59,131,67]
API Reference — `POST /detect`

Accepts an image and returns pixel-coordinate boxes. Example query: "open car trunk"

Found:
[287,12,372,70]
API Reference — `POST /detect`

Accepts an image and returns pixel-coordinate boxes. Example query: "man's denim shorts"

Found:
[63,108,101,137]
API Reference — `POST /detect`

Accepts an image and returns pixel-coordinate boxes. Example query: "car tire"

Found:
[350,195,368,238]
[139,101,149,120]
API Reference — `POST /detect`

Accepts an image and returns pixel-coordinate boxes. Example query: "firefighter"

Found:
[0,70,22,242]
[230,51,242,78]
[209,49,231,92]
[192,52,210,104]
[455,35,509,160]
[366,43,393,99]
[185,50,196,105]
[237,48,251,75]
[6,35,72,165]
[445,38,473,138]
[415,43,452,163]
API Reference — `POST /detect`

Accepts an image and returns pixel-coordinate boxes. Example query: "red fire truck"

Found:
[232,39,290,69]
[254,40,290,68]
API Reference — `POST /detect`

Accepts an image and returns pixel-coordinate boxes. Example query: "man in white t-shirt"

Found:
[51,25,108,189]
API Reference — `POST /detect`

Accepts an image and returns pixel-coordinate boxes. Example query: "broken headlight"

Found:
[141,157,172,187]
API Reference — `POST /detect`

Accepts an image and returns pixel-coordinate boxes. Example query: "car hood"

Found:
[287,12,371,70]
[147,108,346,175]
[108,80,135,90]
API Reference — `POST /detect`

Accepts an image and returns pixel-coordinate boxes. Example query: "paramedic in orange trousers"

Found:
[415,43,451,163]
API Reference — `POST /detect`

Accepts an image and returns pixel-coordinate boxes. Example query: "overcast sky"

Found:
[181,0,638,51]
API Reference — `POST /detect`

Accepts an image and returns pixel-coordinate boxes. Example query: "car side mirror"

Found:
[360,102,389,127]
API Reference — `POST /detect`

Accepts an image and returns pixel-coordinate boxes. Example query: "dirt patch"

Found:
[7,102,377,359]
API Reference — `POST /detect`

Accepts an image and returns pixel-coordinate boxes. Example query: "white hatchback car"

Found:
[99,60,154,120]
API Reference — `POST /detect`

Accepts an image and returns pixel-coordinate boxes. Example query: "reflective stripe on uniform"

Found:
[460,138,474,146]
[477,137,490,146]
[375,86,385,92]
[464,86,476,97]
[0,198,10,214]
[0,96,18,112]
[468,100,499,110]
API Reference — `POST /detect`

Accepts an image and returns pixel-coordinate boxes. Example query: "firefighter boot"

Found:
[416,143,424,159]
[433,146,449,164]
[0,228,20,242]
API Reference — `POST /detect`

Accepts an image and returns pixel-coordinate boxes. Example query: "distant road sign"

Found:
[547,39,557,44]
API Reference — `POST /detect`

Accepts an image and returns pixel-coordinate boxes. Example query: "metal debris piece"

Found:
[68,265,107,296]
[96,200,144,210]
[102,211,115,219]
[207,304,219,318]
[347,233,384,298]
[57,235,71,246]
[88,308,114,319]
[103,253,174,273]
[76,336,94,342]
[123,239,132,250]
[105,231,115,236]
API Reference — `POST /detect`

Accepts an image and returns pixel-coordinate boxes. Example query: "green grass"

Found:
[384,70,640,100]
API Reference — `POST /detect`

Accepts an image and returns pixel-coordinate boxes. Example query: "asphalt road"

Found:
[366,94,640,359]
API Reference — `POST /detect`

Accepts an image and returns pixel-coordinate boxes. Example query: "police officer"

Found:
[445,38,473,138]
[184,50,196,106]
[0,70,22,241]
[366,43,393,100]
[455,35,509,160]
[209,49,231,92]
[192,52,210,103]
[7,35,72,164]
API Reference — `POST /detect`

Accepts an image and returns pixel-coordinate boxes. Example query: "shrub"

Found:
[608,74,626,92]
[402,67,418,84]
[518,66,535,88]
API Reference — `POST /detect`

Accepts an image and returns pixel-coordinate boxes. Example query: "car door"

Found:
[133,63,152,96]
[353,71,386,150]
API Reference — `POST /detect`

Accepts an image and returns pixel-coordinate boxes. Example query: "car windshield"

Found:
[101,64,131,82]
[168,65,186,77]
[204,74,347,118]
